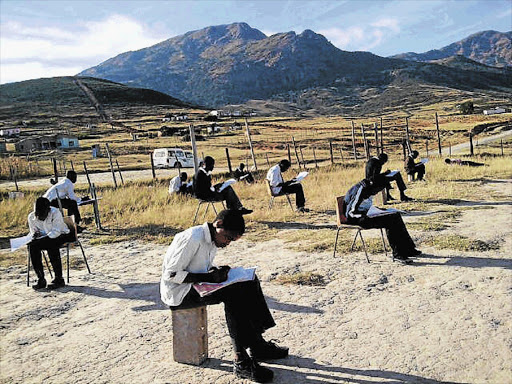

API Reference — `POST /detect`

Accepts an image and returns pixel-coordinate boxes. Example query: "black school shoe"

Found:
[239,207,254,215]
[250,340,289,360]
[32,279,47,290]
[234,357,274,383]
[394,256,413,265]
[48,278,66,290]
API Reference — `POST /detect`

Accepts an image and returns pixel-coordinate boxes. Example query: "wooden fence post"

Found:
[52,158,58,183]
[501,139,504,156]
[380,117,384,151]
[225,148,233,175]
[265,153,271,167]
[361,124,368,160]
[405,117,411,152]
[435,112,442,156]
[402,139,407,161]
[105,143,118,188]
[189,124,199,176]
[313,147,318,168]
[150,153,156,180]
[374,123,379,155]
[339,146,344,162]
[425,140,429,157]
[351,121,357,160]
[329,141,334,164]
[292,137,301,169]
[299,146,305,166]
[469,132,474,156]
[244,118,258,171]
[287,144,292,164]
[115,159,124,185]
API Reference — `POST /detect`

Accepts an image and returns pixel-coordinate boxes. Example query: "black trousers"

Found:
[50,198,81,224]
[198,186,242,210]
[408,164,425,180]
[280,183,306,208]
[350,212,416,258]
[28,233,74,281]
[373,172,407,194]
[175,277,276,352]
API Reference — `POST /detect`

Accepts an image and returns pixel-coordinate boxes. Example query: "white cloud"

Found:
[0,14,168,84]
[319,18,400,52]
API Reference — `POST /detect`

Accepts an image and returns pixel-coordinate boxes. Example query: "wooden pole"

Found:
[265,153,271,167]
[313,147,318,168]
[405,117,411,152]
[115,159,124,185]
[435,112,442,156]
[105,143,118,188]
[291,136,302,169]
[374,123,379,155]
[150,153,156,180]
[225,148,233,175]
[469,133,474,156]
[287,144,292,164]
[189,124,199,176]
[299,146,305,165]
[351,121,357,159]
[329,141,334,164]
[402,139,407,161]
[11,166,19,192]
[244,118,258,171]
[91,183,102,230]
[380,117,384,151]
[365,140,371,160]
[501,139,504,156]
[425,140,429,157]
[361,124,368,160]
[339,146,344,162]
[83,161,93,191]
[70,160,75,171]
[52,158,58,183]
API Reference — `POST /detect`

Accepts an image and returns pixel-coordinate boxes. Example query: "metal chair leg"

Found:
[333,228,341,258]
[27,251,31,287]
[202,202,210,221]
[66,246,70,284]
[211,202,218,215]
[379,228,389,258]
[358,231,370,263]
[78,241,91,274]
[43,251,53,279]
[192,202,202,224]
[350,230,359,250]
[285,194,294,212]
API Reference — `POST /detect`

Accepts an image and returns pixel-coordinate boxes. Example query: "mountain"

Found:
[391,30,512,68]
[76,24,512,113]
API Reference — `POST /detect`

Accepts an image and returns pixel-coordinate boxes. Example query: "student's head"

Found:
[66,170,77,183]
[34,197,51,221]
[278,159,291,172]
[180,172,188,181]
[204,156,215,172]
[212,209,245,248]
[378,153,388,164]
[445,158,451,164]
[411,150,419,159]
[239,163,245,170]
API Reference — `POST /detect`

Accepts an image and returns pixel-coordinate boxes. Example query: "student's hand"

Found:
[32,230,42,239]
[207,266,230,283]
[383,170,391,175]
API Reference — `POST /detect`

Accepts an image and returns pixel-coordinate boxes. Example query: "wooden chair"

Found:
[266,180,294,212]
[26,215,91,286]
[192,199,225,225]
[333,196,389,263]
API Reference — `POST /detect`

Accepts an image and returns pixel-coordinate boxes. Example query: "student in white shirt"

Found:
[28,197,74,290]
[160,210,287,383]
[266,159,309,212]
[43,170,83,228]
[169,172,192,195]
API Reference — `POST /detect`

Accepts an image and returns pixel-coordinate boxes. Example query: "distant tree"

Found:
[459,101,474,115]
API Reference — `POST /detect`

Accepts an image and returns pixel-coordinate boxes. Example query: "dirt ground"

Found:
[0,179,511,384]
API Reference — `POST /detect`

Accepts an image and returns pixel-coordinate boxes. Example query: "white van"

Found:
[153,148,195,168]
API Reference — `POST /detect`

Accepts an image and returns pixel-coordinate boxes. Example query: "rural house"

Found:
[15,134,80,153]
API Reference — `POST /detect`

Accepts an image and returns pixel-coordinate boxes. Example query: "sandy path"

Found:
[1,180,511,384]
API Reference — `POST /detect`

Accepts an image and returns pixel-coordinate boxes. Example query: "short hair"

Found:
[279,159,291,168]
[215,209,245,236]
[66,170,77,182]
[411,150,419,157]
[180,172,188,180]
[239,163,245,169]
[204,156,215,166]
[34,197,51,219]
[445,158,451,164]
[378,153,388,163]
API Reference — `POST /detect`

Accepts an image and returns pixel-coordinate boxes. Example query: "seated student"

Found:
[405,150,426,180]
[169,172,193,195]
[266,159,309,213]
[43,170,84,231]
[366,153,412,202]
[344,179,421,264]
[193,156,252,215]
[234,163,255,184]
[445,158,485,167]
[28,197,75,290]
[161,209,288,383]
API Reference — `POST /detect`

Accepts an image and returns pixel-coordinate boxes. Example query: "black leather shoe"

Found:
[250,340,289,360]
[234,357,274,383]
[239,207,253,215]
[48,279,66,290]
[410,249,422,256]
[400,195,413,202]
[32,279,47,290]
[395,256,413,264]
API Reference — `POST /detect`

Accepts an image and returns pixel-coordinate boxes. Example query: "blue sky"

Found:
[1,0,510,84]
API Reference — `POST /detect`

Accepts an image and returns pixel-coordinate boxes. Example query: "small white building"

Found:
[483,107,506,115]
[0,128,21,137]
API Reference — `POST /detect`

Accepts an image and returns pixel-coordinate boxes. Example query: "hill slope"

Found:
[391,30,512,68]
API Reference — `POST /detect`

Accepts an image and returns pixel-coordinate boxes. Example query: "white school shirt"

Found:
[266,165,284,195]
[160,223,218,306]
[43,178,80,202]
[27,207,70,239]
[169,176,182,194]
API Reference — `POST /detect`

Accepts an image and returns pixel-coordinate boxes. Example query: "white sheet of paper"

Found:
[421,158,429,164]
[367,205,404,217]
[218,178,237,192]
[386,170,399,177]
[10,234,33,252]
[290,171,309,185]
